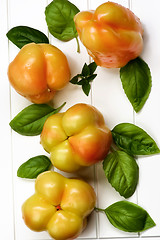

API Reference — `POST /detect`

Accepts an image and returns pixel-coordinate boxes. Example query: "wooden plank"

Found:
[7,0,52,239]
[89,0,138,238]
[0,0,14,239]
[131,0,160,237]
[8,0,97,239]
[47,0,97,238]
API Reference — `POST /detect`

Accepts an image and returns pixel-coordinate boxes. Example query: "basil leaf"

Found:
[45,0,79,42]
[86,74,97,82]
[88,62,97,74]
[112,123,160,155]
[70,62,97,96]
[103,151,139,198]
[10,102,66,136]
[77,79,85,85]
[17,155,51,179]
[6,26,49,49]
[70,75,79,84]
[82,83,91,96]
[120,57,152,112]
[104,201,156,232]
[82,63,90,76]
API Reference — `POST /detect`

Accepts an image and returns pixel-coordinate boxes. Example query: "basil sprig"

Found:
[6,26,49,48]
[103,150,139,198]
[45,0,80,52]
[10,102,66,136]
[112,123,160,155]
[120,57,152,112]
[96,201,155,232]
[17,155,51,179]
[70,62,97,96]
[103,123,159,198]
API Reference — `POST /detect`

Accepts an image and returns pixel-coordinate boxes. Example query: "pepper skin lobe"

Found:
[69,125,112,165]
[8,43,70,103]
[22,193,56,231]
[47,210,84,240]
[40,113,68,153]
[22,171,96,240]
[61,178,96,217]
[50,140,82,172]
[74,1,143,68]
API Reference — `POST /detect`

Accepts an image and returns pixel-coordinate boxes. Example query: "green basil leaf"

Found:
[88,62,97,74]
[82,63,90,76]
[70,75,79,84]
[112,123,160,155]
[70,62,97,96]
[45,0,79,42]
[10,102,66,136]
[82,83,91,96]
[104,201,156,232]
[86,74,97,82]
[120,57,152,112]
[103,150,139,198]
[77,79,85,85]
[17,155,51,179]
[6,26,49,48]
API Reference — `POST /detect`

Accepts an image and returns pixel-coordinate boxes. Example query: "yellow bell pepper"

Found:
[22,171,96,240]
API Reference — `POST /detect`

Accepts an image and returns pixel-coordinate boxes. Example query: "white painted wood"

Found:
[0,0,14,239]
[47,0,98,237]
[90,0,137,238]
[8,0,52,239]
[131,0,160,238]
[1,0,160,239]
[7,0,97,239]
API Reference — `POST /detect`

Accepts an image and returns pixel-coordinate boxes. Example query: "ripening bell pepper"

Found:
[74,1,143,68]
[8,43,70,103]
[22,171,96,240]
[40,103,112,172]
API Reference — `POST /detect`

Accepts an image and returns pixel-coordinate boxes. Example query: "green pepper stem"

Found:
[110,146,116,152]
[76,37,80,53]
[94,207,105,212]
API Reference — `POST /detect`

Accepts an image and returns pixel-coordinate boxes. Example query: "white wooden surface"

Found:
[1,0,160,239]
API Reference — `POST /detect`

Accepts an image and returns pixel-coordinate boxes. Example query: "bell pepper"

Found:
[40,103,112,172]
[22,171,96,240]
[8,43,70,103]
[74,1,143,68]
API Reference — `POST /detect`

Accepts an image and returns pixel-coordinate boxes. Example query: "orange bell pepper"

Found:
[8,43,71,103]
[40,103,112,172]
[74,1,143,68]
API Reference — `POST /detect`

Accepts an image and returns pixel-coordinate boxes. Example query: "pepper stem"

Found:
[76,37,80,53]
[94,207,105,212]
[110,146,116,152]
